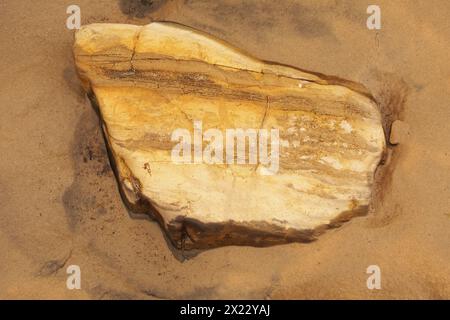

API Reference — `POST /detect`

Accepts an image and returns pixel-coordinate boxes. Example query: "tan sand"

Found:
[0,0,448,299]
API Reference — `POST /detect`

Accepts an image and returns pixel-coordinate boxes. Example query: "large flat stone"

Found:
[73,22,386,249]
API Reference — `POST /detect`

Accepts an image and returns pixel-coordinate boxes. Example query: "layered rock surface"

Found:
[73,22,386,249]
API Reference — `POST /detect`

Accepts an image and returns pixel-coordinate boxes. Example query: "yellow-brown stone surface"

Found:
[73,22,385,249]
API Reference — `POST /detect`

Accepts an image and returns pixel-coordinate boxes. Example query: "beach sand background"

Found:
[0,0,449,299]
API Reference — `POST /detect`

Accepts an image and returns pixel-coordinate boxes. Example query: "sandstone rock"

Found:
[73,22,386,249]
